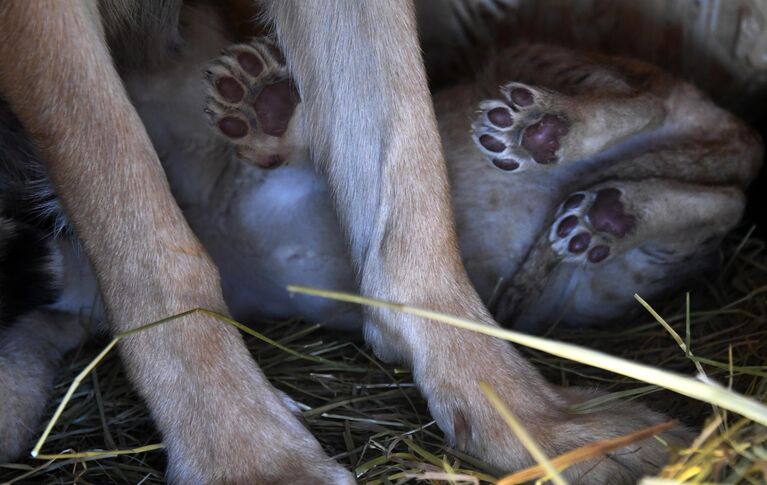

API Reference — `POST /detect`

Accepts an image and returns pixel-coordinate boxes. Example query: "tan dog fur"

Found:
[0,1,350,483]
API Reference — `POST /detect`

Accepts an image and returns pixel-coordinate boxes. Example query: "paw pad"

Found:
[521,114,569,164]
[236,51,264,77]
[550,188,636,264]
[204,38,302,169]
[568,232,591,253]
[587,244,610,263]
[487,107,513,127]
[253,80,300,137]
[218,117,248,138]
[562,193,585,210]
[471,82,571,172]
[216,77,245,103]
[556,215,578,237]
[492,158,520,171]
[587,188,636,238]
[509,87,534,107]
[479,135,506,153]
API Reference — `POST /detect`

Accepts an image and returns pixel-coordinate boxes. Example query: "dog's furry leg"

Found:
[0,2,352,483]
[265,1,689,480]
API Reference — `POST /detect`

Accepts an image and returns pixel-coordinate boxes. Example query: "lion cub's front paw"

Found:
[204,38,305,169]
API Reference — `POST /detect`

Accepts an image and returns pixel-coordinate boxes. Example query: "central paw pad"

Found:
[471,82,571,171]
[550,188,636,263]
[521,114,569,164]
[204,38,301,169]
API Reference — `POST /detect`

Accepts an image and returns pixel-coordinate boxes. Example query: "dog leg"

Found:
[264,1,688,480]
[0,2,352,483]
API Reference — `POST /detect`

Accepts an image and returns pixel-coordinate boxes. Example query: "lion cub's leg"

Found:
[499,179,746,329]
[0,2,353,482]
[472,43,762,183]
[472,81,665,169]
[471,44,669,170]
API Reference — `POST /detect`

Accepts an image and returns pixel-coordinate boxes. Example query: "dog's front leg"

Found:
[266,1,688,480]
[0,2,352,483]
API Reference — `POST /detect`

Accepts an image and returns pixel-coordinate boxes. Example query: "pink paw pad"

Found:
[237,52,264,77]
[253,80,300,137]
[521,114,569,164]
[205,38,303,170]
[550,188,636,264]
[472,82,572,172]
[587,188,636,238]
[215,77,244,103]
[218,117,248,138]
[509,87,534,107]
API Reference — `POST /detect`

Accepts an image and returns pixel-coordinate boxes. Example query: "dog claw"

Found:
[453,410,469,451]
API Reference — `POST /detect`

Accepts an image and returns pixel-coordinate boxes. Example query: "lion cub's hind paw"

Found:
[472,83,571,170]
[550,187,637,264]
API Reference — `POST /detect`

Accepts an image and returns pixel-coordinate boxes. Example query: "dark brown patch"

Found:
[216,77,244,103]
[521,114,569,164]
[492,158,519,171]
[487,107,513,127]
[568,233,591,253]
[510,87,534,107]
[563,193,585,210]
[587,188,636,238]
[253,80,299,137]
[479,135,506,153]
[588,245,610,263]
[237,51,263,77]
[556,215,578,238]
[218,117,248,138]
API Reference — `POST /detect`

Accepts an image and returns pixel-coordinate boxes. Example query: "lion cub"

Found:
[201,39,762,332]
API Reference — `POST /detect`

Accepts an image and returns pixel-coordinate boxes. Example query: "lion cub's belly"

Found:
[189,161,362,329]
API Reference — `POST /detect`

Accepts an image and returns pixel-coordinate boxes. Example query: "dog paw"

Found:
[550,187,637,263]
[204,38,304,169]
[472,83,571,170]
[164,388,355,485]
[422,344,689,484]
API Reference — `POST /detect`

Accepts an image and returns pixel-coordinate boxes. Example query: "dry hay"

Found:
[1,227,766,485]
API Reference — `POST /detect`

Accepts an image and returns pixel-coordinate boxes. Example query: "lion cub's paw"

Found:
[550,187,637,263]
[472,82,572,170]
[204,38,304,169]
